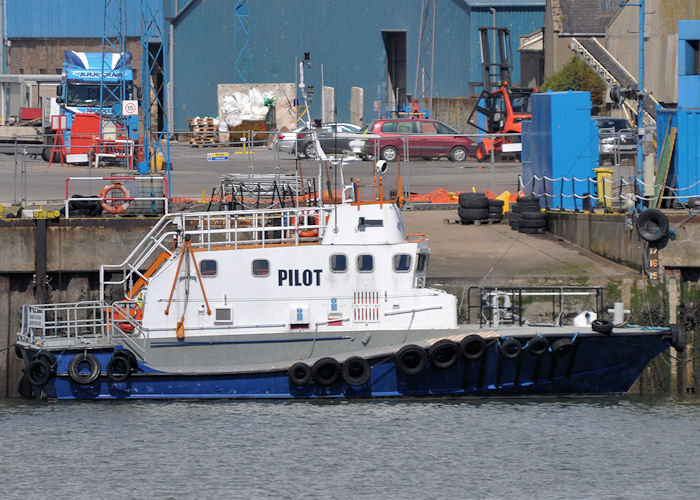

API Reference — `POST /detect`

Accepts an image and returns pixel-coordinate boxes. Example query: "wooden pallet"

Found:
[188,118,219,145]
[444,218,503,225]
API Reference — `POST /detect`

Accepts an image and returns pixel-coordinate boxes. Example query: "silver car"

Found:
[276,126,306,156]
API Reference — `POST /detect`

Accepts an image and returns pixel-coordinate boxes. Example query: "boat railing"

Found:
[100,206,333,301]
[466,286,605,327]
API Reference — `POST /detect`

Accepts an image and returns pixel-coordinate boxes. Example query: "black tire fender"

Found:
[342,356,371,386]
[591,319,614,335]
[527,335,549,356]
[27,358,52,387]
[68,352,101,386]
[551,338,574,357]
[395,344,428,375]
[460,334,486,361]
[311,357,341,386]
[37,351,57,375]
[428,339,459,369]
[106,356,131,383]
[114,349,138,373]
[288,362,311,386]
[636,209,669,242]
[500,338,522,360]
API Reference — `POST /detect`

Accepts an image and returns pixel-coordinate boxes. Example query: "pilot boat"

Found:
[14,159,677,400]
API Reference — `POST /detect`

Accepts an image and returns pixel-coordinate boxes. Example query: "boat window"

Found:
[252,259,269,277]
[393,254,412,272]
[330,254,347,272]
[357,254,374,272]
[416,253,427,272]
[200,259,217,276]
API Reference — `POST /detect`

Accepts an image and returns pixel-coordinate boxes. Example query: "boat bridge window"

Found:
[330,254,347,272]
[393,254,412,272]
[200,259,217,276]
[252,259,270,277]
[357,254,374,272]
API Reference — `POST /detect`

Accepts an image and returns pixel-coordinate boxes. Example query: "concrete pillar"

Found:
[665,268,682,393]
[322,86,335,124]
[350,86,364,125]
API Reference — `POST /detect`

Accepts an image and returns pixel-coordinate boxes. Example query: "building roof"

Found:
[557,0,620,35]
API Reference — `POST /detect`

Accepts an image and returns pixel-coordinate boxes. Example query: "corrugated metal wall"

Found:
[5,0,162,38]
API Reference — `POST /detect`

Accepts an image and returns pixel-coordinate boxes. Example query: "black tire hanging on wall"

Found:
[591,319,614,335]
[395,344,428,375]
[527,335,549,356]
[550,338,574,357]
[460,335,486,361]
[68,353,101,386]
[288,362,312,386]
[500,338,522,360]
[27,358,52,387]
[636,209,669,242]
[342,356,371,386]
[428,339,459,369]
[311,357,341,386]
[106,355,132,383]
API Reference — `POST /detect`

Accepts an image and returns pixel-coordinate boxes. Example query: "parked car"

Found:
[277,122,362,158]
[296,122,362,158]
[593,116,637,161]
[363,118,475,162]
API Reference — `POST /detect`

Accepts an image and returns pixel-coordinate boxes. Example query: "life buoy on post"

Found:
[100,183,131,215]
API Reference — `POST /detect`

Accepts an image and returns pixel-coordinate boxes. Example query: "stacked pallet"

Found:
[188,117,218,146]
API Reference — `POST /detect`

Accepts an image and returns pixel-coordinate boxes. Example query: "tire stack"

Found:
[488,199,504,223]
[457,193,489,224]
[508,197,545,234]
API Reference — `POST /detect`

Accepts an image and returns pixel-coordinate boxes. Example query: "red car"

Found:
[364,118,474,162]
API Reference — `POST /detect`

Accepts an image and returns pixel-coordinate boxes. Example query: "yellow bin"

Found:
[593,167,614,211]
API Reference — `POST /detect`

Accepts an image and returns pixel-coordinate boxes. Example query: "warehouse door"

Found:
[382,31,406,115]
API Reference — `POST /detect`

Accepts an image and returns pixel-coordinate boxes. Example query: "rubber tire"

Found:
[520,211,545,221]
[460,335,486,361]
[428,339,459,369]
[500,338,522,360]
[591,319,614,335]
[518,219,546,228]
[288,362,311,386]
[518,226,545,234]
[311,357,341,386]
[342,356,371,386]
[489,198,504,208]
[68,352,101,386]
[114,349,138,373]
[636,209,669,242]
[395,344,428,375]
[106,356,131,383]
[37,351,57,375]
[449,146,468,162]
[27,358,52,387]
[380,146,399,162]
[551,338,574,357]
[527,335,549,356]
[458,207,489,221]
[516,197,540,208]
[459,195,489,209]
[304,142,317,159]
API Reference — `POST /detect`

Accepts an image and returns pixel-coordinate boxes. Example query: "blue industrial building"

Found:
[2,0,545,131]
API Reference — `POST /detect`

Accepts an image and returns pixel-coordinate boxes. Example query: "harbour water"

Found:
[1,395,699,499]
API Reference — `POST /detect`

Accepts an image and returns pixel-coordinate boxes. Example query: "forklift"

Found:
[467,27,533,161]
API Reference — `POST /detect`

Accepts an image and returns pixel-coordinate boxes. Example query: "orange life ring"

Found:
[100,183,131,214]
[291,212,320,238]
[114,303,143,333]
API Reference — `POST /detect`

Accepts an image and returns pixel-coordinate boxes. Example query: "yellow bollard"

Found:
[593,167,614,212]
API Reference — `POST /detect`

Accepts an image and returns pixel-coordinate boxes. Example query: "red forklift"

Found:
[467,27,533,161]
